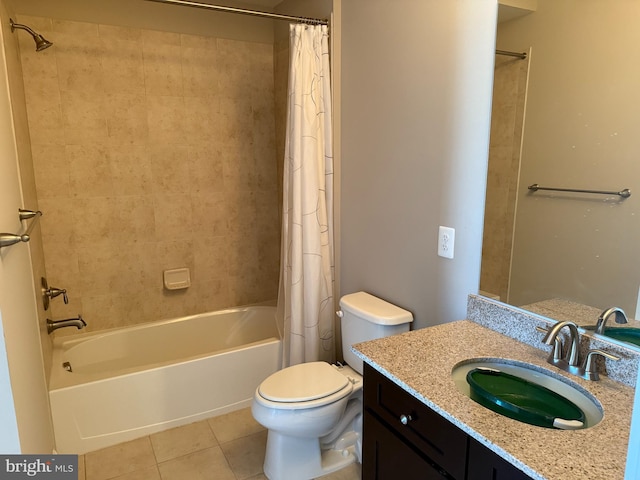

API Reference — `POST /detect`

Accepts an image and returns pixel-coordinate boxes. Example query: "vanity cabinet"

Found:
[363,363,532,480]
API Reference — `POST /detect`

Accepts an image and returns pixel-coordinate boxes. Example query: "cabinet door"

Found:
[363,410,452,480]
[467,438,533,480]
[363,364,467,479]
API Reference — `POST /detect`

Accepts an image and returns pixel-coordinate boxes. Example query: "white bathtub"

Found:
[49,306,281,454]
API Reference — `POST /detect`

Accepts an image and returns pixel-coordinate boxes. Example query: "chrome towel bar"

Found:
[0,208,43,248]
[528,184,631,199]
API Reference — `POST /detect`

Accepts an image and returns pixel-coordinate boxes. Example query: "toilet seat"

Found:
[256,362,355,410]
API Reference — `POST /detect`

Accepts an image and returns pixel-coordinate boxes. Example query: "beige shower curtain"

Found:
[278,23,334,367]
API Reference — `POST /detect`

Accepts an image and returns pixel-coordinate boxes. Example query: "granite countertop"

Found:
[353,320,635,480]
[521,298,640,331]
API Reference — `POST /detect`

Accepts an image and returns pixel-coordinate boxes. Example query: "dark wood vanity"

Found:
[362,363,532,480]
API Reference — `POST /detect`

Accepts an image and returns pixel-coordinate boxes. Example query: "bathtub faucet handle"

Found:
[46,286,68,303]
[42,276,68,311]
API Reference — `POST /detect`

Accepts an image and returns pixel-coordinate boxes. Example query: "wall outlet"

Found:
[438,226,455,259]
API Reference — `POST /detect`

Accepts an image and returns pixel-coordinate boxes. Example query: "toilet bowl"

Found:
[252,292,413,480]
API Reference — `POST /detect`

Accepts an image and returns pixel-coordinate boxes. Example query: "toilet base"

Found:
[263,431,357,480]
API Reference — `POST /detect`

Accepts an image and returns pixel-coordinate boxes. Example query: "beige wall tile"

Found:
[21,17,280,333]
[146,95,186,144]
[153,193,193,239]
[187,145,224,193]
[60,91,108,144]
[67,144,112,196]
[24,90,65,145]
[105,93,148,143]
[183,96,219,144]
[37,197,77,245]
[148,144,190,192]
[181,42,218,97]
[190,192,228,237]
[143,43,183,96]
[101,37,145,95]
[108,145,153,195]
[31,144,69,199]
[55,34,104,94]
[142,29,180,47]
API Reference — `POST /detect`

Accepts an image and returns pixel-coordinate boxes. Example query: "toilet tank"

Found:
[339,292,413,374]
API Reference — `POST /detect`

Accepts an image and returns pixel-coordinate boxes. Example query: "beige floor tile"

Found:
[219,430,267,480]
[314,462,362,480]
[85,437,156,480]
[112,465,161,480]
[246,475,268,480]
[150,420,218,463]
[78,455,85,480]
[208,407,265,444]
[158,446,236,480]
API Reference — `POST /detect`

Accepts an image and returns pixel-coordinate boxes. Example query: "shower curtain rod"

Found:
[144,0,329,25]
[496,49,527,60]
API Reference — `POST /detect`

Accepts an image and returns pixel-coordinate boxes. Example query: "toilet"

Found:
[252,291,413,480]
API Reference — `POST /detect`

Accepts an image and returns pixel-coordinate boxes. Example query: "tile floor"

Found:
[78,407,362,480]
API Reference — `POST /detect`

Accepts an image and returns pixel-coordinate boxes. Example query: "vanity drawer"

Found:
[363,363,467,480]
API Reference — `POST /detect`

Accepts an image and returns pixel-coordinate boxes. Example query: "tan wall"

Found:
[17,14,281,334]
[480,53,529,301]
[498,1,640,314]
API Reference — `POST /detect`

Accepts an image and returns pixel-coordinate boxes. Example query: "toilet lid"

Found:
[258,362,350,403]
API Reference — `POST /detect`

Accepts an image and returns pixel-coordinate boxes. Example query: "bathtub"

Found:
[49,306,281,454]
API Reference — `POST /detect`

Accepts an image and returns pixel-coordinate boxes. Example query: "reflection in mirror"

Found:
[480,0,640,347]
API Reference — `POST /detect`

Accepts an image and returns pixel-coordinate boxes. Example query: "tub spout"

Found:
[47,315,86,334]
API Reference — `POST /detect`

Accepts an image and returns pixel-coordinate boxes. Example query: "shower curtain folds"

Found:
[279,24,335,367]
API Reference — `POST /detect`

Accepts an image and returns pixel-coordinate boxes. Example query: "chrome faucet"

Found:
[47,315,86,334]
[538,321,620,380]
[594,307,628,334]
[541,321,581,372]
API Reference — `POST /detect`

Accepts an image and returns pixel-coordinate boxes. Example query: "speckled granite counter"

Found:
[353,320,635,480]
[521,298,640,332]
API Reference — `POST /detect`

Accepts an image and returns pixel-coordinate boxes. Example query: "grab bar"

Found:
[0,209,43,249]
[528,184,631,199]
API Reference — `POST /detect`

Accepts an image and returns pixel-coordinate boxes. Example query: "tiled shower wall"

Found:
[17,15,280,333]
[480,54,529,302]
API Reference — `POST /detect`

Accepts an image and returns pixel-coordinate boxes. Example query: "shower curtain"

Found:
[278,23,335,367]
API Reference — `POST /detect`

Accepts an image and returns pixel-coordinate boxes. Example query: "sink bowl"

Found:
[601,327,640,347]
[452,358,603,430]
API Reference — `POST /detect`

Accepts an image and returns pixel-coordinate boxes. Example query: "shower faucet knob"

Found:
[42,277,69,310]
[45,287,68,303]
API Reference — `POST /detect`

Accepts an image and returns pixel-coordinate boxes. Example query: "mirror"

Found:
[481,1,640,346]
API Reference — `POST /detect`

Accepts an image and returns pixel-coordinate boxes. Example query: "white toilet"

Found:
[252,291,413,480]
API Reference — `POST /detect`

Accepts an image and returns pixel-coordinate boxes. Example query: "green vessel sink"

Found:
[452,358,602,430]
[601,327,640,347]
[466,368,585,429]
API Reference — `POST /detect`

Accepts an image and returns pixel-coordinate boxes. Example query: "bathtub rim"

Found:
[49,305,280,391]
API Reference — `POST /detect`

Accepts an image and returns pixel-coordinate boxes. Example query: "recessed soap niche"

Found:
[163,268,191,291]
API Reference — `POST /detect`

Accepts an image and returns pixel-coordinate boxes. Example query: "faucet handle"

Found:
[582,349,620,381]
[42,276,68,310]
